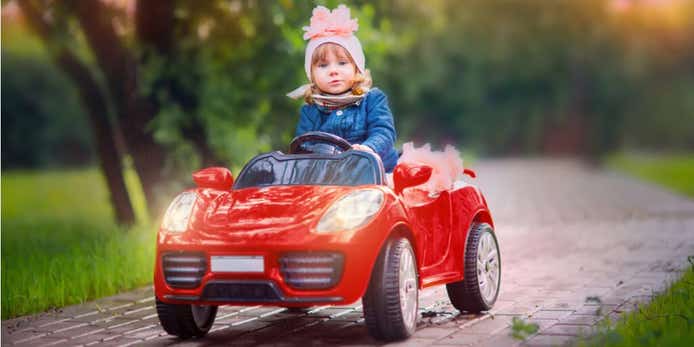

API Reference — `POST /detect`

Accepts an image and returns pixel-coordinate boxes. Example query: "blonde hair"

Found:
[304,43,372,104]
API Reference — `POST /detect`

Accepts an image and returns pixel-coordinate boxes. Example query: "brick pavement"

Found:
[3,158,693,346]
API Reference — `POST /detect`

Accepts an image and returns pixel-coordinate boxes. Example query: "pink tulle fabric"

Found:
[396,142,465,192]
[303,5,359,40]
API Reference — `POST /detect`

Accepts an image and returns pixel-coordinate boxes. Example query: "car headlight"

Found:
[161,191,197,232]
[315,189,384,233]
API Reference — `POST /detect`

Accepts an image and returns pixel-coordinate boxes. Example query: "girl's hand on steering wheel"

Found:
[352,144,375,153]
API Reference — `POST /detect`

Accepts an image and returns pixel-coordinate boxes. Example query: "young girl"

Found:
[288,4,399,173]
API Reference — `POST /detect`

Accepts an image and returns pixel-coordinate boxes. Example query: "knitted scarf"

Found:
[287,84,369,110]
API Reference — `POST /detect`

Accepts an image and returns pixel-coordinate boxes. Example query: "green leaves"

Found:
[510,316,539,341]
[6,0,694,171]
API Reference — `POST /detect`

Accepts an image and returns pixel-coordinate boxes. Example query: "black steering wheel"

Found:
[289,131,352,154]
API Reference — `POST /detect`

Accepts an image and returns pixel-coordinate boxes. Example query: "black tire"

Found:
[156,298,218,338]
[362,237,419,341]
[446,223,501,313]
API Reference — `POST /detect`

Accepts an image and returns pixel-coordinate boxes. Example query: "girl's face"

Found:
[311,46,357,95]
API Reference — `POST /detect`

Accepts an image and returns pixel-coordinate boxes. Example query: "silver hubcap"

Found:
[191,305,212,328]
[477,231,500,304]
[399,243,418,330]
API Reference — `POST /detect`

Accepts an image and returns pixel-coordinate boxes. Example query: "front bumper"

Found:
[163,279,344,304]
[154,233,384,306]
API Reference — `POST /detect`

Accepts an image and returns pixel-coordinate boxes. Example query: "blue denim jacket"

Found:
[295,88,398,172]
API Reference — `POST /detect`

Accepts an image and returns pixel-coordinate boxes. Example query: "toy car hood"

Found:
[187,185,379,241]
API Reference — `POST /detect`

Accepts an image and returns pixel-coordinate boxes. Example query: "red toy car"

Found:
[154,132,500,341]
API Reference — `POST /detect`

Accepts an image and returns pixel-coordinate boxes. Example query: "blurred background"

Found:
[1,0,693,318]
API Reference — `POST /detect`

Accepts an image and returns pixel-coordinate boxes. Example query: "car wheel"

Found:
[446,223,501,313]
[363,237,418,341]
[156,298,218,338]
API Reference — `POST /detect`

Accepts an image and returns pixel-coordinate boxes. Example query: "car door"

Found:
[405,190,452,269]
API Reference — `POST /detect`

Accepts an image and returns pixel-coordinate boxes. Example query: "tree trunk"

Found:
[543,61,589,156]
[56,54,138,225]
[72,0,168,216]
[18,0,136,226]
[136,0,174,53]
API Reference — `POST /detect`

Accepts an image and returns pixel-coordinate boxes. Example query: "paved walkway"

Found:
[3,159,694,346]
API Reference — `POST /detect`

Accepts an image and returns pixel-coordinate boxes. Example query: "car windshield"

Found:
[234,151,383,189]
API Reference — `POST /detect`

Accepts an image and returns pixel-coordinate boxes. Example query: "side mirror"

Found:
[192,167,233,190]
[393,162,433,195]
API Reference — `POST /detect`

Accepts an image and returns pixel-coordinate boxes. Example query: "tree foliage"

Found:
[3,0,693,223]
[1,52,94,168]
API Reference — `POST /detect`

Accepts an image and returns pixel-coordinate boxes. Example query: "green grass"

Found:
[577,263,694,347]
[606,152,694,198]
[580,152,694,346]
[1,168,156,319]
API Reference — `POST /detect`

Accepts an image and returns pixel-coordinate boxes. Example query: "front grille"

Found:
[280,252,344,290]
[202,281,281,302]
[162,252,206,288]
